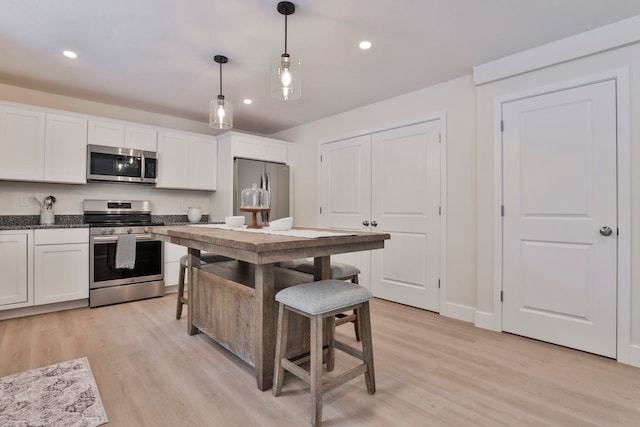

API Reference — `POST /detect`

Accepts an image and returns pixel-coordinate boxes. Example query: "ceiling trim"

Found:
[473,14,640,85]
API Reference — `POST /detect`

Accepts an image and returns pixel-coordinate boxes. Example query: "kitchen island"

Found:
[148,224,389,391]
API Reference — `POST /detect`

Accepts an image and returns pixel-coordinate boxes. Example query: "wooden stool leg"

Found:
[359,302,376,394]
[326,315,335,372]
[273,303,289,396]
[352,276,361,341]
[176,264,186,319]
[310,315,324,427]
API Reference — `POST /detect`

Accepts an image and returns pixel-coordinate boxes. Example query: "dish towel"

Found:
[115,234,137,269]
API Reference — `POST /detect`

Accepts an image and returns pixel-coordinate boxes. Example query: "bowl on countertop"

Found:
[225,216,245,228]
[269,216,293,231]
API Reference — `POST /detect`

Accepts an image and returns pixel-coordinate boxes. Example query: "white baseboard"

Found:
[474,310,500,331]
[0,299,88,321]
[439,302,475,323]
[627,344,640,368]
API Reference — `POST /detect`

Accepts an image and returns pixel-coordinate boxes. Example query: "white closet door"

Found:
[502,80,617,358]
[319,135,372,287]
[370,120,441,311]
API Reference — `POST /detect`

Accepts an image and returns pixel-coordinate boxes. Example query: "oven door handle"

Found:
[92,234,153,243]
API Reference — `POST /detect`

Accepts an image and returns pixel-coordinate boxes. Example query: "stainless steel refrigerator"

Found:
[233,158,290,226]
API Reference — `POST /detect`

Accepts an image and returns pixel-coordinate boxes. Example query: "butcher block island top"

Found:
[148,224,389,391]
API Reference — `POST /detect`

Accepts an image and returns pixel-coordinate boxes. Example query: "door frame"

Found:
[317,111,448,315]
[492,68,632,364]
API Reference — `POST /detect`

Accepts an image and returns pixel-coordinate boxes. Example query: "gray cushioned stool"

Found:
[176,253,230,319]
[273,280,375,427]
[281,260,362,341]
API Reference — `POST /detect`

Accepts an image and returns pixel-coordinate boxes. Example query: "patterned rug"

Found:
[0,357,108,427]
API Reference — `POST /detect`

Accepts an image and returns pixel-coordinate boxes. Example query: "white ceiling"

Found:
[2,1,640,135]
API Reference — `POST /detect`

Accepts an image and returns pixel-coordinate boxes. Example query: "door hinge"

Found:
[501,205,505,217]
[617,228,620,236]
[500,120,504,132]
[500,290,504,302]
[438,206,441,216]
[439,133,442,143]
[438,279,441,289]
[320,154,323,162]
[319,206,322,214]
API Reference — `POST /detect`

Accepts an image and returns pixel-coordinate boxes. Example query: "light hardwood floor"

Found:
[1,296,639,426]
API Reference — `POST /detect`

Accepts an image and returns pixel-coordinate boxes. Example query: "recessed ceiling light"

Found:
[358,40,372,50]
[63,50,78,59]
[243,99,253,105]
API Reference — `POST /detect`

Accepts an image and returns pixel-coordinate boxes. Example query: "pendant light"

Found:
[271,1,301,101]
[209,55,233,129]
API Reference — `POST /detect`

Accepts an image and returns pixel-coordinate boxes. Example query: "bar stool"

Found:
[281,260,362,341]
[273,280,375,427]
[176,253,230,319]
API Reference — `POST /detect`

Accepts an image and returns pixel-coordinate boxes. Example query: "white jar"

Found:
[40,209,55,225]
[187,206,202,223]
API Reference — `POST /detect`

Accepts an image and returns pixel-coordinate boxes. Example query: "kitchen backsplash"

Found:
[0,181,212,216]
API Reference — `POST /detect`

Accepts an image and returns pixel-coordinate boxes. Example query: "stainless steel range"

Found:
[84,200,164,308]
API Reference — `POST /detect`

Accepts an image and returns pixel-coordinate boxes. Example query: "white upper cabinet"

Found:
[88,119,157,151]
[0,104,87,184]
[0,105,46,181]
[45,113,87,184]
[156,130,217,191]
[226,132,288,163]
[125,125,157,151]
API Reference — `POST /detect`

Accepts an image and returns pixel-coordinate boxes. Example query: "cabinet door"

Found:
[156,131,189,189]
[232,134,288,163]
[189,135,217,190]
[45,114,87,183]
[125,125,157,151]
[34,243,89,305]
[0,105,46,181]
[88,119,125,147]
[164,242,187,287]
[0,234,29,308]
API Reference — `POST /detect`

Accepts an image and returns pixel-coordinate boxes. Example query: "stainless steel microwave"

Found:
[87,144,157,184]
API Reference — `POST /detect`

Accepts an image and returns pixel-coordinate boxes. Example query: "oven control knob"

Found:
[108,228,115,235]
[100,228,108,235]
[127,228,133,234]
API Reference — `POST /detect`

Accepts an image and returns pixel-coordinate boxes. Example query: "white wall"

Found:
[272,75,478,317]
[0,82,213,215]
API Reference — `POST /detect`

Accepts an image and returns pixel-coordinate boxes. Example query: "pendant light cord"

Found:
[284,14,288,55]
[219,62,223,96]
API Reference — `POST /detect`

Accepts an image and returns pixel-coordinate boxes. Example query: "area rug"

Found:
[0,357,108,427]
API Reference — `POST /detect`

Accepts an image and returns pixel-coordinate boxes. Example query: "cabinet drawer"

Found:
[35,228,89,245]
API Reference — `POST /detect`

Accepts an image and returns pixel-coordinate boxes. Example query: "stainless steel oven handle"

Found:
[92,234,153,243]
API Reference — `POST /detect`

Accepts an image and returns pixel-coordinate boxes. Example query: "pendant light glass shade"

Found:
[209,95,233,129]
[271,1,301,101]
[271,54,302,101]
[209,55,233,129]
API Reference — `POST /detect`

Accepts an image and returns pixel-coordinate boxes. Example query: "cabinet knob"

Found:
[362,220,370,227]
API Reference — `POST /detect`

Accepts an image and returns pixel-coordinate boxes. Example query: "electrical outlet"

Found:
[19,196,29,206]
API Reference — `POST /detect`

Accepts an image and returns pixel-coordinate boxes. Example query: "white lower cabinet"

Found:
[0,230,32,310]
[164,242,187,287]
[34,229,89,305]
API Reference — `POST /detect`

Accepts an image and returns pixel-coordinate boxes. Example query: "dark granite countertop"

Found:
[0,214,218,231]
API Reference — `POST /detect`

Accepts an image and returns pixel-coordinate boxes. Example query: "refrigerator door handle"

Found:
[261,172,270,224]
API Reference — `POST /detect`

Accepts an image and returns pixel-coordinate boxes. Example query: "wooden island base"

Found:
[191,261,316,388]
